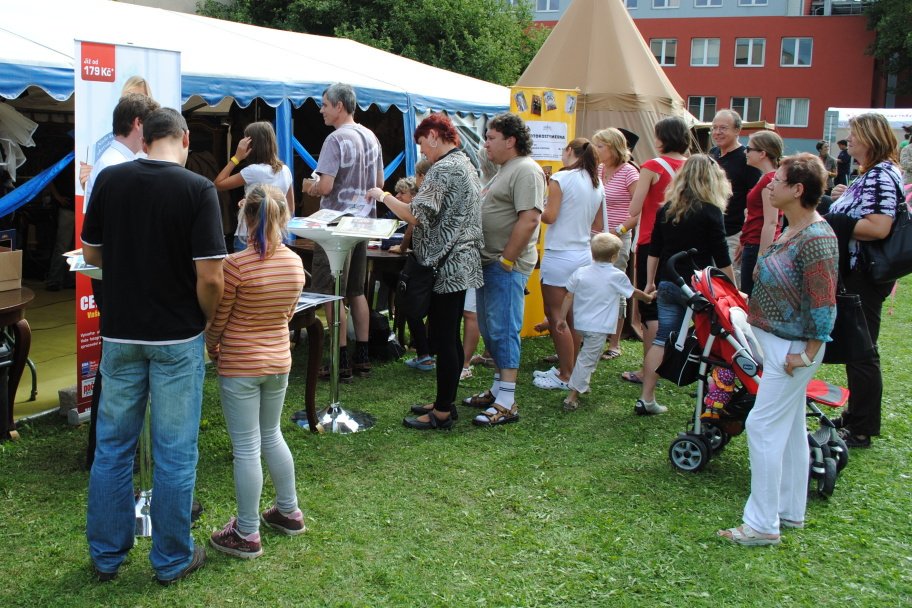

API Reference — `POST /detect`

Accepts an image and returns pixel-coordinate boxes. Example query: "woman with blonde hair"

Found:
[827,112,904,448]
[206,185,307,558]
[532,138,604,391]
[215,121,295,251]
[591,127,639,359]
[740,130,783,295]
[635,155,735,415]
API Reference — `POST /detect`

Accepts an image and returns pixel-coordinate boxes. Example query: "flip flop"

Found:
[717,524,780,546]
[601,349,622,361]
[620,371,643,384]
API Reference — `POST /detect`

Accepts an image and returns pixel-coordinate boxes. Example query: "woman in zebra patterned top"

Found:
[370,113,483,430]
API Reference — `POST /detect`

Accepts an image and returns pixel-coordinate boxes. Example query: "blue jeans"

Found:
[219,374,298,534]
[476,264,529,370]
[87,335,205,579]
[654,281,687,347]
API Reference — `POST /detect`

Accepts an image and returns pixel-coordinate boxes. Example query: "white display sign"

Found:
[528,121,568,161]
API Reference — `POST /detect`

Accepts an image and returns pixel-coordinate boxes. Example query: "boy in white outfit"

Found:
[555,233,655,411]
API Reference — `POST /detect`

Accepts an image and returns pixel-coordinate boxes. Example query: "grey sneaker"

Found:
[209,517,263,559]
[157,544,206,586]
[260,506,306,535]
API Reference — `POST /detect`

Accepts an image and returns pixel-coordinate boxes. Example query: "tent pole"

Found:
[403,104,418,177]
[276,99,293,179]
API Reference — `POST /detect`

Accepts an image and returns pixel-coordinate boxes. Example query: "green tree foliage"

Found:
[865,0,912,95]
[197,0,549,86]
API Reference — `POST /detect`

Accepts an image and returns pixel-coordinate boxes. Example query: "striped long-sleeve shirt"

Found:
[205,245,305,377]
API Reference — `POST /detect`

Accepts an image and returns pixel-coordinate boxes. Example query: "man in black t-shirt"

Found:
[81,108,226,585]
[710,109,762,288]
[835,139,851,187]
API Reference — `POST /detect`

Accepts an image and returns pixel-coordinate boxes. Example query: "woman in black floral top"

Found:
[370,114,483,430]
[827,113,904,448]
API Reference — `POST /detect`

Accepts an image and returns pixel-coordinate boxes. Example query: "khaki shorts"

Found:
[311,240,367,297]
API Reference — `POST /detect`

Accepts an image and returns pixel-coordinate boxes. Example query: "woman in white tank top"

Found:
[534,139,604,390]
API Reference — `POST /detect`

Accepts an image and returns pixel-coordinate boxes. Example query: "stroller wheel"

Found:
[828,433,849,473]
[669,434,709,473]
[700,423,730,454]
[814,457,838,498]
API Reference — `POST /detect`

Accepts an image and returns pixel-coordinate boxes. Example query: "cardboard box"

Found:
[0,230,20,292]
[0,248,21,292]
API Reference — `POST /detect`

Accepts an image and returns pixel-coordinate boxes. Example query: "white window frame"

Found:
[653,0,680,9]
[694,0,722,7]
[688,96,717,122]
[650,39,677,67]
[776,98,810,127]
[735,38,766,67]
[625,0,639,8]
[739,0,768,5]
[536,0,559,11]
[731,97,763,123]
[780,37,813,68]
[691,38,720,67]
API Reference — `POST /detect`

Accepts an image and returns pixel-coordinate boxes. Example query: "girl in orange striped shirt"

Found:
[206,185,307,559]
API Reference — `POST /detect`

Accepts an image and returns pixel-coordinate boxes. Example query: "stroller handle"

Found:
[666,249,698,288]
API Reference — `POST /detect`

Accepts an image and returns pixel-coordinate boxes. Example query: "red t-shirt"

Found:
[740,171,779,246]
[637,156,685,246]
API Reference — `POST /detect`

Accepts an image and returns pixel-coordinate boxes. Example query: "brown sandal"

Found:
[471,403,519,427]
[462,390,496,408]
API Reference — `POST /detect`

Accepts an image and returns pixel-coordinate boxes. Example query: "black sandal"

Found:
[410,403,458,420]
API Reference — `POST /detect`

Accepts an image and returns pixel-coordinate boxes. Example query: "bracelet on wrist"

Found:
[230,156,240,166]
[615,224,628,235]
[499,255,514,269]
[799,351,814,367]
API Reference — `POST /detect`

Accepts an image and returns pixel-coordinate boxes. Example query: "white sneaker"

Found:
[533,366,559,379]
[533,374,569,390]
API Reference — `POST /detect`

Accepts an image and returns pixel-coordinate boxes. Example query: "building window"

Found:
[536,0,559,11]
[781,38,813,67]
[739,0,768,5]
[691,38,720,67]
[731,97,762,122]
[653,0,680,8]
[650,39,677,66]
[625,0,638,8]
[688,96,717,122]
[777,98,809,127]
[694,0,722,6]
[735,38,765,67]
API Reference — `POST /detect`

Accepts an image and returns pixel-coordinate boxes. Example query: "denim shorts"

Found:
[476,263,529,370]
[653,281,687,347]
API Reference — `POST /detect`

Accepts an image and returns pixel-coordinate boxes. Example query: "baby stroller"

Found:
[657,250,849,497]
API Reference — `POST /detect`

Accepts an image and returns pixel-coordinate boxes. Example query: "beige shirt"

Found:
[480,155,545,275]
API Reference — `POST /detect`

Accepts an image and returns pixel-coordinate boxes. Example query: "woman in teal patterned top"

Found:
[718,154,838,546]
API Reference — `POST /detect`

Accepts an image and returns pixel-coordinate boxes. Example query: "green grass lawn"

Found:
[1,284,910,607]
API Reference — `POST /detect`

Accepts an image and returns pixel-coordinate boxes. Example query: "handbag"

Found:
[859,176,911,284]
[656,328,702,386]
[822,284,875,364]
[396,253,437,319]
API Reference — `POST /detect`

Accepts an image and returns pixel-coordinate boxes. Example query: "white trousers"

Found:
[567,330,608,394]
[742,328,822,535]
